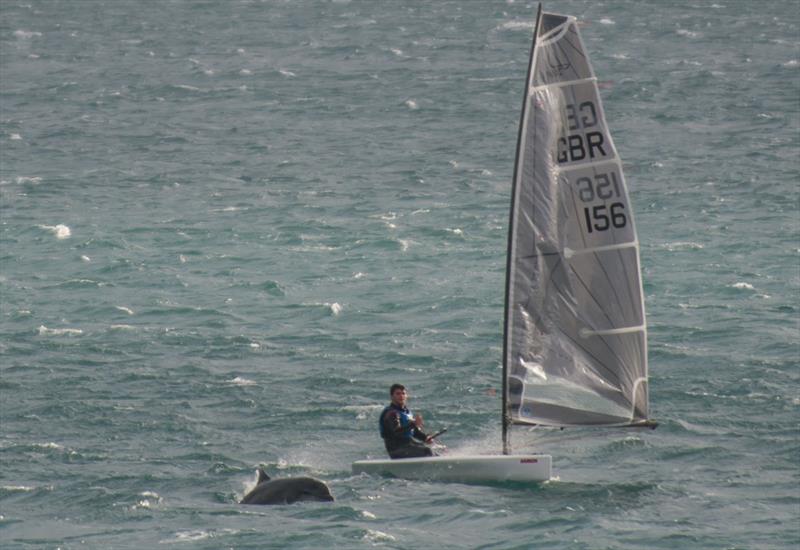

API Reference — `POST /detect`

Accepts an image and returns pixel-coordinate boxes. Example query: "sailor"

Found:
[379,384,434,459]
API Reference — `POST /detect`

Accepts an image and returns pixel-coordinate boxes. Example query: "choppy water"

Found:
[1,1,798,548]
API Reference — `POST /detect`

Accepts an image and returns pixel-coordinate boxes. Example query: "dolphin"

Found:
[240,468,334,505]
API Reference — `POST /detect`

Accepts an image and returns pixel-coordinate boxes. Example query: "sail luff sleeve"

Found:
[503,3,543,454]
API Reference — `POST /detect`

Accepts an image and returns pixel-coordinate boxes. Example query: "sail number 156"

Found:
[575,172,627,234]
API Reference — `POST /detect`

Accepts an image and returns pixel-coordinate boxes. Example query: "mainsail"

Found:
[503,9,650,435]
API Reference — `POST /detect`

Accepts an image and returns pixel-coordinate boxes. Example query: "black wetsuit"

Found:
[379,403,434,459]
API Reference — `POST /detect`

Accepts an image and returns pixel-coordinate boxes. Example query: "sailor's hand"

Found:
[425,436,434,444]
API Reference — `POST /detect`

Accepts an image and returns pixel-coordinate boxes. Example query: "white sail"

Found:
[504,12,650,427]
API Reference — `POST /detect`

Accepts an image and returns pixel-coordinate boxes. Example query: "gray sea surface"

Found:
[1,1,798,548]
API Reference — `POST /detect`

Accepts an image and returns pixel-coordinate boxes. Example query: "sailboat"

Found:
[352,5,655,483]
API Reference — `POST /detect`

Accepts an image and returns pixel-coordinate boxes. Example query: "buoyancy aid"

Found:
[379,403,415,441]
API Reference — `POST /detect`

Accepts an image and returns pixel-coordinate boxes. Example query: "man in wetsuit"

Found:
[379,384,434,459]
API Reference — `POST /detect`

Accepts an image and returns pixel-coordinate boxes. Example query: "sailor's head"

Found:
[390,383,408,406]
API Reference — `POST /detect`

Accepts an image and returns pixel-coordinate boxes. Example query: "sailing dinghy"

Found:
[353,5,654,483]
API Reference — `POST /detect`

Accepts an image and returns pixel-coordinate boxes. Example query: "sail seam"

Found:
[530,77,596,93]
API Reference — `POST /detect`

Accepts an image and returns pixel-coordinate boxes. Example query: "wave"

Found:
[38,224,71,239]
[37,325,83,336]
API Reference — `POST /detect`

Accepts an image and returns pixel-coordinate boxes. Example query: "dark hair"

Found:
[389,383,405,396]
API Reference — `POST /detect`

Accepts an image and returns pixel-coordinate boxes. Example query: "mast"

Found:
[502,4,543,456]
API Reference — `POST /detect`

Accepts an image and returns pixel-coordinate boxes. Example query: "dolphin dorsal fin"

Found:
[256,468,270,484]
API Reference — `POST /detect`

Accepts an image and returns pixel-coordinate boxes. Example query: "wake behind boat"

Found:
[353,4,655,484]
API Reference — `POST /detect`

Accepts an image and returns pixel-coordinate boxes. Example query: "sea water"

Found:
[1,1,797,548]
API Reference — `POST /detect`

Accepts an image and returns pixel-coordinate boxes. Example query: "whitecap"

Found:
[496,20,535,32]
[279,68,296,77]
[9,133,22,140]
[404,99,418,110]
[38,224,71,239]
[109,324,136,330]
[115,306,134,315]
[239,69,252,75]
[353,272,365,279]
[343,403,383,420]
[676,29,700,38]
[730,282,755,291]
[363,529,396,542]
[229,376,256,386]
[328,302,343,315]
[135,490,162,508]
[398,239,411,251]
[2,485,35,492]
[361,510,377,519]
[167,530,213,542]
[598,18,615,25]
[662,241,704,251]
[390,48,403,57]
[16,176,42,184]
[38,325,82,336]
[80,255,91,262]
[13,30,42,39]
[34,442,64,450]
[782,60,799,68]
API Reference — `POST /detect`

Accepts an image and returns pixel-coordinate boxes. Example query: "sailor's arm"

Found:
[383,410,405,435]
[410,413,429,442]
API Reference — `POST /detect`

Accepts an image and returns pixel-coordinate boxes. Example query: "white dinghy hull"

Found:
[352,454,552,483]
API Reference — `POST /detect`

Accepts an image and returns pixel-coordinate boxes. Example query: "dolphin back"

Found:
[240,476,334,505]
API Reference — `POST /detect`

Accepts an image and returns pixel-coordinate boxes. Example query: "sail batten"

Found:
[531,77,598,93]
[503,9,650,430]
